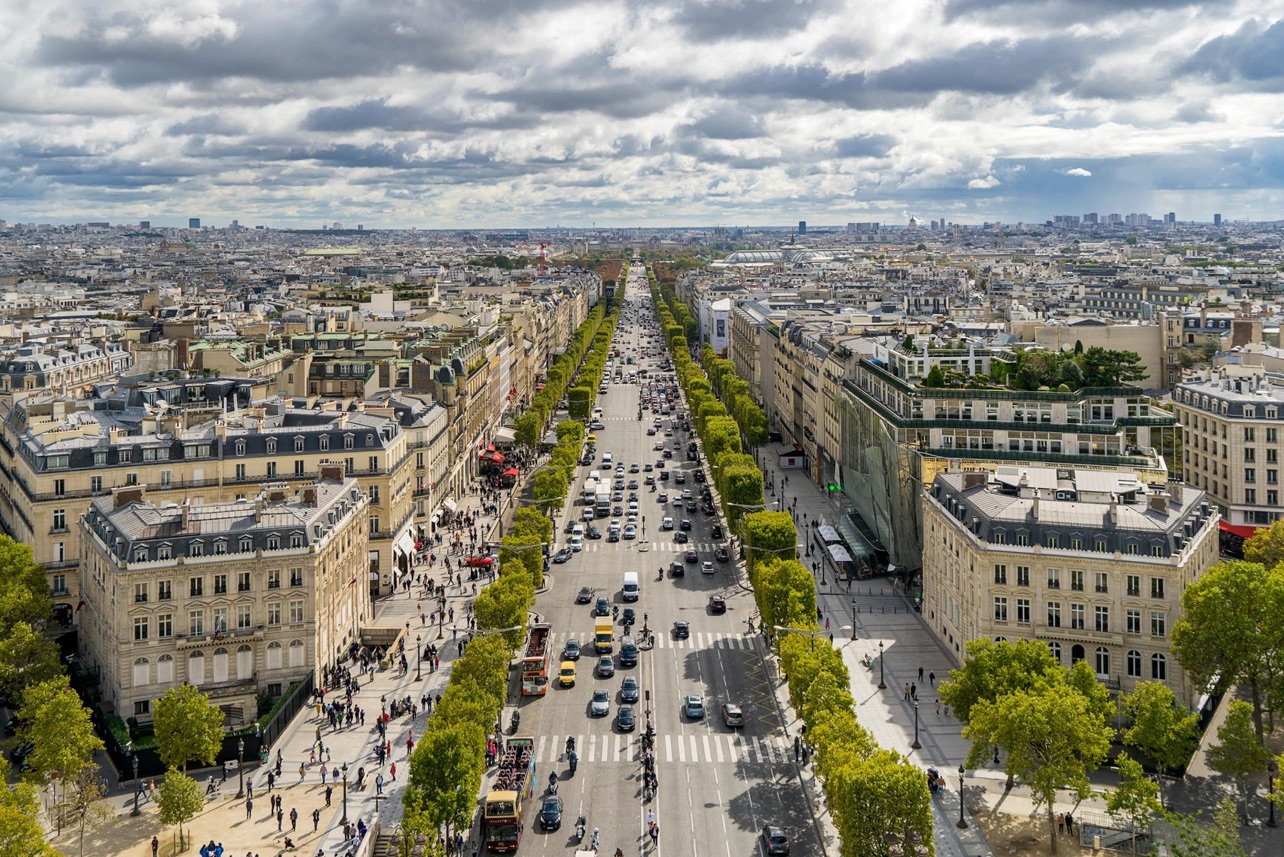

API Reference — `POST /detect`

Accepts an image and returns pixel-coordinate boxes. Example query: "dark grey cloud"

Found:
[873,36,1096,95]
[688,106,766,140]
[669,0,835,42]
[833,134,896,158]
[165,113,246,137]
[1182,19,1284,85]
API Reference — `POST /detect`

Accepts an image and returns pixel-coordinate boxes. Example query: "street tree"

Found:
[499,534,543,587]
[1161,797,1246,857]
[404,722,486,844]
[0,535,51,635]
[827,748,934,856]
[939,637,1060,725]
[511,507,552,547]
[1243,519,1284,571]
[566,387,591,420]
[157,767,204,852]
[742,511,798,575]
[722,466,765,525]
[555,420,584,445]
[756,559,818,632]
[1121,682,1200,807]
[965,685,1113,854]
[1171,560,1283,742]
[0,759,58,857]
[513,413,541,451]
[532,468,568,506]
[1207,700,1271,822]
[65,768,112,857]
[473,576,534,649]
[17,675,102,785]
[1082,347,1148,387]
[153,684,225,773]
[0,620,64,703]
[1106,754,1162,855]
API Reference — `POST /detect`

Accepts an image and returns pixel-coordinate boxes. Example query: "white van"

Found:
[622,571,640,602]
[602,452,614,465]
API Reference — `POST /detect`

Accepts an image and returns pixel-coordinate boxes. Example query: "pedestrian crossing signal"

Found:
[827,483,841,492]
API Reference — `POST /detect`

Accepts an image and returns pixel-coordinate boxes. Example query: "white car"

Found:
[570,535,584,552]
[661,517,674,530]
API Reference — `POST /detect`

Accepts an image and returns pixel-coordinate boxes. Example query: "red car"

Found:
[464,555,494,568]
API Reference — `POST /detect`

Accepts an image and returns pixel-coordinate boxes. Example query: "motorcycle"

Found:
[575,818,586,844]
[549,772,559,794]
[510,710,521,733]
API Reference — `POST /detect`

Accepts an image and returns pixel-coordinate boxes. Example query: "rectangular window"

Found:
[1047,602,1061,627]
[1246,468,1256,483]
[1151,578,1166,599]
[1071,603,1085,630]
[213,574,227,595]
[52,574,66,595]
[134,700,151,717]
[91,476,102,494]
[1247,489,1257,504]
[369,486,380,505]
[1070,569,1084,591]
[157,613,173,638]
[290,568,304,588]
[1151,612,1167,637]
[237,572,251,592]
[189,577,203,597]
[1070,536,1083,550]
[295,460,305,476]
[237,606,252,630]
[1246,448,1257,463]
[134,583,148,603]
[1127,609,1141,634]
[158,580,172,601]
[1270,428,1279,444]
[1095,606,1110,633]
[1094,572,1108,594]
[267,602,281,626]
[235,463,246,480]
[289,601,305,624]
[53,478,65,497]
[993,597,1008,621]
[993,564,1007,585]
[213,608,228,633]
[1127,575,1141,597]
[133,616,149,641]
[1016,566,1030,587]
[1047,568,1061,589]
[52,509,67,531]
[1016,599,1031,624]
[189,610,204,636]
[1245,427,1256,443]
[369,455,379,472]
[267,569,281,589]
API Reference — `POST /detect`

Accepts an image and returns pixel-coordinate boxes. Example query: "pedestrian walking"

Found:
[918,666,924,682]
[390,761,397,782]
[313,807,321,832]
[299,761,306,782]
[290,807,298,831]
[152,836,159,856]
[934,698,941,716]
[246,798,254,819]
[928,671,935,687]
[277,808,284,831]
[325,785,333,807]
[267,770,275,792]
[903,682,910,700]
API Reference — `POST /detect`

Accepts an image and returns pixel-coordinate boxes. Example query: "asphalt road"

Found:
[512,268,819,857]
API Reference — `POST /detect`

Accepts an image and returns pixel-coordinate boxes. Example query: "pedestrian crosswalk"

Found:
[532,732,792,766]
[547,630,759,652]
[556,542,722,553]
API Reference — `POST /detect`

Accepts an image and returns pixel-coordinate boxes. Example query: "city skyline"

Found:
[3,0,1283,227]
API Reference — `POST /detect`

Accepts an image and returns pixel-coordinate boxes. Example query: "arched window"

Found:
[132,657,150,687]
[212,647,229,683]
[157,654,175,684]
[993,635,1008,643]
[1071,644,1086,664]
[188,651,205,685]
[1127,650,1142,678]
[1047,642,1062,663]
[266,641,283,670]
[1094,646,1110,677]
[288,639,305,668]
[1151,653,1167,681]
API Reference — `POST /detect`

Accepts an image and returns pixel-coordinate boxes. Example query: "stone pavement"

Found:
[50,485,507,857]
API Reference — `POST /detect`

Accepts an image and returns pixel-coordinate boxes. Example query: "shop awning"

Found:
[493,426,516,446]
[489,452,506,464]
[395,531,416,556]
[442,498,458,513]
[827,544,854,563]
[1220,520,1262,540]
[502,467,519,477]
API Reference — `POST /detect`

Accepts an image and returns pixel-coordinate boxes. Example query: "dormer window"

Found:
[319,436,330,451]
[290,533,304,549]
[189,541,204,557]
[134,546,149,562]
[235,440,246,456]
[239,536,253,553]
[366,434,375,447]
[266,439,277,454]
[294,436,305,452]
[267,534,281,551]
[343,434,354,450]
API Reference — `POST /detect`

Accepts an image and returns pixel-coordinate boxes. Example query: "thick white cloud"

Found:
[0,0,1281,226]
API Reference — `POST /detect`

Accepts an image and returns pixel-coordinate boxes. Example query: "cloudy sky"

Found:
[3,0,1283,228]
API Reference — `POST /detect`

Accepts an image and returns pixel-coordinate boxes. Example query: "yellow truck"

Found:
[594,619,614,654]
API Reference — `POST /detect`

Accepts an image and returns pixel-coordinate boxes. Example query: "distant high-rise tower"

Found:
[139,220,150,229]
[1214,213,1223,226]
[798,220,807,234]
[188,218,200,229]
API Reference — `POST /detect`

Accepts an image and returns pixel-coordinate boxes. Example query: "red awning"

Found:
[502,467,519,477]
[487,443,496,452]
[1220,520,1262,540]
[490,452,505,464]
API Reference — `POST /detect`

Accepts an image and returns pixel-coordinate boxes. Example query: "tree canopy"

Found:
[153,684,225,772]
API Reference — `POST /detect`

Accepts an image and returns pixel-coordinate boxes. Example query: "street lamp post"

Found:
[236,736,246,799]
[956,765,968,829]
[416,634,423,682]
[850,599,858,641]
[877,641,887,690]
[341,762,349,825]
[130,754,141,816]
[1270,760,1279,827]
[911,703,921,750]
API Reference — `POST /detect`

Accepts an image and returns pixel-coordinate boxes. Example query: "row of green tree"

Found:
[646,267,935,853]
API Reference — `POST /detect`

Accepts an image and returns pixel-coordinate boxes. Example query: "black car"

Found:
[564,520,578,534]
[672,621,690,639]
[715,547,730,562]
[595,596,611,616]
[685,549,699,563]
[575,586,594,604]
[709,594,726,614]
[674,472,685,484]
[586,525,602,540]
[540,795,564,831]
[608,530,620,543]
[616,705,637,732]
[680,519,692,531]
[622,608,636,625]
[711,524,724,539]
[687,450,699,461]
[563,639,582,661]
[553,548,573,564]
[693,470,705,483]
[762,826,790,855]
[675,531,689,544]
[670,560,685,578]
[620,676,640,703]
